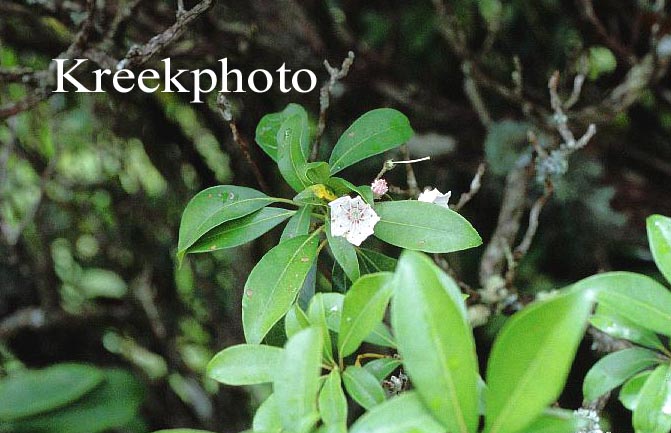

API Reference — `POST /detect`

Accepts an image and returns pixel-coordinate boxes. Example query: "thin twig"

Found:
[579,0,636,65]
[455,162,486,211]
[116,0,215,70]
[400,145,420,196]
[216,94,270,193]
[514,179,554,258]
[311,51,355,161]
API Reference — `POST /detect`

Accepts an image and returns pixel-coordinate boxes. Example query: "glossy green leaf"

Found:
[307,293,335,364]
[374,201,482,253]
[363,358,402,381]
[281,205,313,241]
[648,214,671,284]
[0,363,104,421]
[484,289,595,433]
[178,186,274,259]
[590,303,665,351]
[242,234,319,344]
[332,261,351,293]
[357,248,397,274]
[285,303,311,339]
[343,366,386,410]
[391,251,478,433]
[326,177,374,205]
[619,371,652,411]
[349,391,444,433]
[277,114,311,192]
[319,370,347,426]
[517,409,588,433]
[339,273,393,357]
[206,344,283,385]
[11,369,144,433]
[583,347,660,402]
[633,364,671,433]
[329,109,413,174]
[274,328,323,433]
[188,207,294,254]
[580,271,671,337]
[253,394,282,433]
[255,103,310,162]
[304,162,331,184]
[319,292,396,349]
[327,219,360,282]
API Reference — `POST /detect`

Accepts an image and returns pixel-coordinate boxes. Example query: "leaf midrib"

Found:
[198,210,293,244]
[330,123,407,173]
[183,196,272,250]
[419,284,471,433]
[487,316,571,433]
[339,283,389,356]
[253,235,316,341]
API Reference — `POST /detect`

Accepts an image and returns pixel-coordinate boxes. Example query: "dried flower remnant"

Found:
[418,188,451,208]
[329,195,380,246]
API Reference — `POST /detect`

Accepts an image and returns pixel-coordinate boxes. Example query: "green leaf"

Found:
[619,371,652,411]
[357,248,397,274]
[332,261,352,293]
[206,344,283,385]
[242,234,319,343]
[343,366,386,410]
[11,369,144,433]
[255,103,310,162]
[281,205,313,241]
[285,303,311,339]
[349,391,445,433]
[307,293,336,364]
[319,370,347,427]
[178,186,274,259]
[277,114,311,192]
[390,251,478,433]
[484,289,595,433]
[633,364,671,433]
[188,207,294,254]
[0,363,104,421]
[329,109,413,174]
[274,328,323,433]
[326,177,374,205]
[319,292,396,349]
[304,162,331,185]
[583,347,661,402]
[374,201,482,253]
[339,273,393,357]
[647,214,671,285]
[327,219,361,282]
[590,303,665,351]
[363,358,402,381]
[517,409,588,433]
[253,394,282,433]
[578,271,671,337]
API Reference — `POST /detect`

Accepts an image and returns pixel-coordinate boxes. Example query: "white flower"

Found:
[418,187,451,208]
[329,195,380,246]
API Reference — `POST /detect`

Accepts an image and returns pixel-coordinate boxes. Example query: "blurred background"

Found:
[1,0,671,432]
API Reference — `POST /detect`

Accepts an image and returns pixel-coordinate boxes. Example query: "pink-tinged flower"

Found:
[418,188,451,208]
[329,195,380,246]
[371,178,389,197]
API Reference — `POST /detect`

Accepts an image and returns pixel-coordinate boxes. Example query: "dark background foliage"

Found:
[1,0,671,431]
